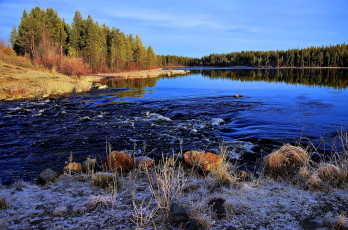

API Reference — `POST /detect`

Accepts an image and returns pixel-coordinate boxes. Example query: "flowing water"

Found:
[1,68,348,184]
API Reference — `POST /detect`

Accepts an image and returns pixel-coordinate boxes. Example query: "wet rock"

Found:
[80,116,92,122]
[170,202,189,224]
[233,94,242,98]
[184,150,222,172]
[64,162,82,174]
[102,151,134,173]
[185,221,201,230]
[38,168,58,185]
[82,158,97,172]
[134,156,154,170]
[208,198,226,219]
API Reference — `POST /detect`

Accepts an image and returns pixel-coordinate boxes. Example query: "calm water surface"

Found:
[1,68,348,183]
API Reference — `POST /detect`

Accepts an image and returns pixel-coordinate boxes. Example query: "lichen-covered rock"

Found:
[102,151,134,173]
[82,158,96,172]
[134,156,154,170]
[64,162,82,174]
[38,168,58,185]
[184,150,222,172]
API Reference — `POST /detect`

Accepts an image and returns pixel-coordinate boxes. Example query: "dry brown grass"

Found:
[148,155,187,219]
[84,195,115,211]
[334,214,347,230]
[315,163,344,185]
[264,144,309,179]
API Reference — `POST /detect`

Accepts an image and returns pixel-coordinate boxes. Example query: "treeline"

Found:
[9,7,160,74]
[200,44,348,67]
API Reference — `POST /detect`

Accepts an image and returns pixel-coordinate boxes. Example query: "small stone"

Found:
[185,221,201,230]
[208,198,226,219]
[134,156,154,170]
[82,158,97,172]
[170,202,189,224]
[0,198,9,210]
[38,168,58,185]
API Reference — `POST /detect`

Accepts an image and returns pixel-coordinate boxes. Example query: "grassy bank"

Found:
[0,43,94,101]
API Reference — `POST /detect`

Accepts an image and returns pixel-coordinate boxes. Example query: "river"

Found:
[1,68,348,184]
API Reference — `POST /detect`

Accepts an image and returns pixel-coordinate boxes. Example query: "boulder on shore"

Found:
[134,156,154,170]
[102,151,134,173]
[64,162,82,174]
[82,158,97,172]
[184,150,222,172]
[38,168,58,185]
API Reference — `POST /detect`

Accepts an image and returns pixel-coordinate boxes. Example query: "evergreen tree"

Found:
[9,25,18,48]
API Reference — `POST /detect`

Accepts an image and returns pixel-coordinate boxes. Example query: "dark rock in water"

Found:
[185,221,201,230]
[38,168,58,185]
[170,202,189,224]
[82,158,96,172]
[208,197,226,219]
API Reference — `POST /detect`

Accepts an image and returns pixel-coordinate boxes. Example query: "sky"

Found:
[0,0,347,57]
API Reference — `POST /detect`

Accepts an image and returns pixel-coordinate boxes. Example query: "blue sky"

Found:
[0,0,347,57]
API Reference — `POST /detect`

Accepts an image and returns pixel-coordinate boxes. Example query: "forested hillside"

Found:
[199,44,348,67]
[9,7,169,73]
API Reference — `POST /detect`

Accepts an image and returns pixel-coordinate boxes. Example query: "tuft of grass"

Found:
[148,155,187,219]
[315,163,344,185]
[84,195,115,211]
[264,144,309,179]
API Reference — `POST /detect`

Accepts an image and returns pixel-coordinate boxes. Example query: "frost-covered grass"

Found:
[0,160,347,229]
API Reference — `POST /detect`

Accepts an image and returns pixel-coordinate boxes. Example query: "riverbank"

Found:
[0,145,347,229]
[0,64,190,101]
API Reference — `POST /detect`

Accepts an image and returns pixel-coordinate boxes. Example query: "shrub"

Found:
[58,56,92,77]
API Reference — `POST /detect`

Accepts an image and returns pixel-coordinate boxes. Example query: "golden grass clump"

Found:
[264,144,309,179]
[148,156,186,219]
[306,174,324,190]
[314,163,344,185]
[334,214,347,230]
[93,172,119,190]
[84,196,115,211]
